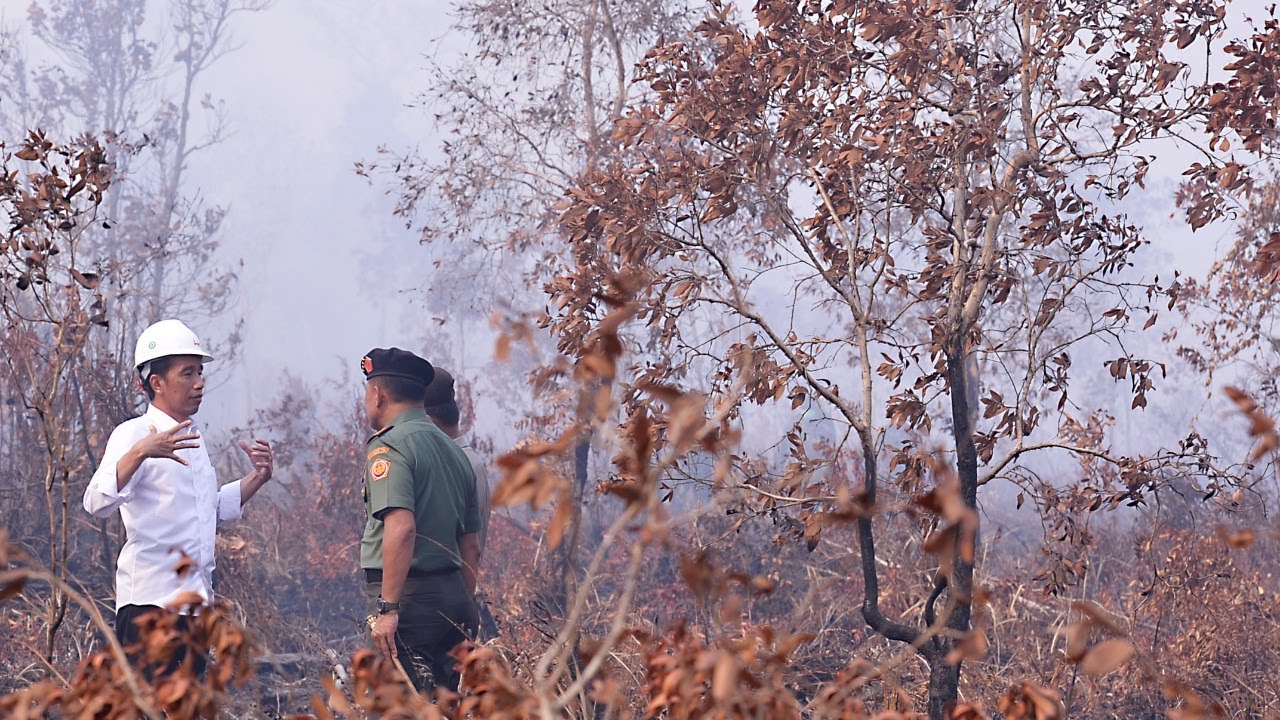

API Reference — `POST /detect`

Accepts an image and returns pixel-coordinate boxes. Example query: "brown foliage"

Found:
[5,3,1280,719]
[550,0,1278,715]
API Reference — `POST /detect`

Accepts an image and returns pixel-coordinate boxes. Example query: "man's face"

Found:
[152,356,205,418]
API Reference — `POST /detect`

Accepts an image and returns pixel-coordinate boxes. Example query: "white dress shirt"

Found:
[458,439,491,558]
[83,405,243,612]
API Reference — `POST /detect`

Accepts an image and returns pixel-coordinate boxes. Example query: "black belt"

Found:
[363,567,458,583]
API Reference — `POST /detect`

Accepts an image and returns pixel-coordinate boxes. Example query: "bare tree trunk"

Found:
[926,649,962,720]
[928,344,981,720]
[555,432,590,610]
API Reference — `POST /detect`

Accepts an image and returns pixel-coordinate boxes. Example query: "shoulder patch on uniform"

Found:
[367,424,396,443]
[370,458,391,481]
[368,446,390,460]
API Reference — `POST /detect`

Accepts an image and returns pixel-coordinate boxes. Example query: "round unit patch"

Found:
[370,458,391,481]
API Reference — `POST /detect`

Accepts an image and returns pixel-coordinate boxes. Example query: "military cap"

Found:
[422,367,455,406]
[361,347,434,386]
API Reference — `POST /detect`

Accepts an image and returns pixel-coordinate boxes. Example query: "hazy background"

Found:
[0,0,1268,459]
[0,0,467,427]
[179,0,465,423]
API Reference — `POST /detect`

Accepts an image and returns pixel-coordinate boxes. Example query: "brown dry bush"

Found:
[215,392,371,652]
[5,10,1280,712]
[4,372,1279,719]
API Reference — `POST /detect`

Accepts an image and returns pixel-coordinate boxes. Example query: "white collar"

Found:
[144,404,199,434]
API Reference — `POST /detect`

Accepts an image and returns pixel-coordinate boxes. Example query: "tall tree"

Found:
[553,1,1274,715]
[0,131,112,657]
[367,0,693,617]
[0,0,264,416]
[0,0,264,658]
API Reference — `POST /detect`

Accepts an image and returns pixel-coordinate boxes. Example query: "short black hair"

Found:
[425,400,460,430]
[142,356,177,401]
[372,375,427,404]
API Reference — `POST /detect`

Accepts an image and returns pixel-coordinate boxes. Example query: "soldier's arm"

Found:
[459,532,480,596]
[381,509,416,604]
[368,444,417,604]
[459,456,482,594]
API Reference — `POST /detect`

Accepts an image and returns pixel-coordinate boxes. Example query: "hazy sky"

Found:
[0,0,1272,456]
[180,1,464,423]
[191,0,1268,441]
[1,0,472,425]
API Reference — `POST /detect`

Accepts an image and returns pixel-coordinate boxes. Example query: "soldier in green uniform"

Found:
[359,347,481,691]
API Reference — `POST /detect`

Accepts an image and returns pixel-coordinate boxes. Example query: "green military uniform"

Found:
[358,348,481,693]
[361,407,480,572]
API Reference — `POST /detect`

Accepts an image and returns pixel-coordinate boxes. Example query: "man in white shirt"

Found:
[83,319,274,674]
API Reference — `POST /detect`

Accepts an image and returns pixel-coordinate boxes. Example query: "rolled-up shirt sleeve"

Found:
[83,425,142,517]
[217,480,244,524]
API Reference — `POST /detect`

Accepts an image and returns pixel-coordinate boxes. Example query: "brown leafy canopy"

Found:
[0,131,112,299]
[1204,12,1280,154]
[0,129,116,672]
[1181,9,1280,229]
[3,2,1280,719]
[550,0,1276,715]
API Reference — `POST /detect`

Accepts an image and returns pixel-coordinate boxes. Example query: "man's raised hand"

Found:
[238,439,273,483]
[134,421,200,466]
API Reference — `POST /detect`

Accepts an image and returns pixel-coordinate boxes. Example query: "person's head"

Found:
[425,399,461,438]
[360,348,433,430]
[142,355,206,418]
[422,367,461,437]
[134,320,214,420]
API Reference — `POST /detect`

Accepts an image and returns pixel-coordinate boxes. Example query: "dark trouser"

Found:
[476,590,500,641]
[114,604,207,680]
[365,569,478,692]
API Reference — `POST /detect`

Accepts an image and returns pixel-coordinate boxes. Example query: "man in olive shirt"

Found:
[359,347,481,691]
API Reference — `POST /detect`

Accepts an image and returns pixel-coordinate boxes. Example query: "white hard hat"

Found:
[134,320,214,375]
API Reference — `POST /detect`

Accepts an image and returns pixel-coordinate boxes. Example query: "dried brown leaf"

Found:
[1079,638,1134,676]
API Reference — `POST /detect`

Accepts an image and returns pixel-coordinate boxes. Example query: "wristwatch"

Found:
[376,597,400,615]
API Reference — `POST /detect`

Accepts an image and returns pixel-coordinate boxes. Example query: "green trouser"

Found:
[364,569,478,692]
